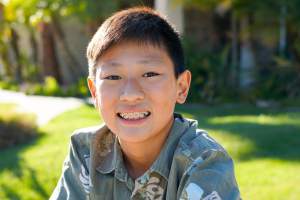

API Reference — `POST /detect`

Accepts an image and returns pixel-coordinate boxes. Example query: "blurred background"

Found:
[0,0,300,104]
[0,0,299,199]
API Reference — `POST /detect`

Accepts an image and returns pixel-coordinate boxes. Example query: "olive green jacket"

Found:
[50,113,241,200]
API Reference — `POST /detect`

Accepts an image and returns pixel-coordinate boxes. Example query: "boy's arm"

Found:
[50,137,90,200]
[178,149,242,200]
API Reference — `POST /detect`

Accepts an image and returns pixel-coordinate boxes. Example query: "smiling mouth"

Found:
[118,111,151,120]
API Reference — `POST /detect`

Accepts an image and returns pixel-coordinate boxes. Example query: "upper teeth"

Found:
[120,112,150,119]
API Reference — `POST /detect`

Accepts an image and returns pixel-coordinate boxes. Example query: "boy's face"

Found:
[88,41,191,144]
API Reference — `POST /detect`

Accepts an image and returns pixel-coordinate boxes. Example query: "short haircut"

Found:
[86,6,185,83]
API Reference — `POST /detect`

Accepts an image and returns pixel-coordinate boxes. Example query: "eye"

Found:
[143,72,159,77]
[105,75,121,80]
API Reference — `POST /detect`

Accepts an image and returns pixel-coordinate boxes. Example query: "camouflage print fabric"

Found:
[50,113,242,200]
[130,170,167,200]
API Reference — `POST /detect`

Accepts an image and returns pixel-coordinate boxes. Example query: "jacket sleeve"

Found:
[50,137,91,200]
[178,149,242,200]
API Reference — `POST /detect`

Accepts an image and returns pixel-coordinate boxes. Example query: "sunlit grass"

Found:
[0,103,17,110]
[0,104,102,200]
[176,104,300,199]
[235,159,300,200]
[208,114,300,125]
[0,103,299,199]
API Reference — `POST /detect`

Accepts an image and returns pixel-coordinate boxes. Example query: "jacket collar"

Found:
[149,113,191,180]
[95,113,193,181]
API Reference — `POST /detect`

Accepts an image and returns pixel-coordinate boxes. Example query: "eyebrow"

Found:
[100,56,163,68]
[137,57,163,65]
[100,62,122,68]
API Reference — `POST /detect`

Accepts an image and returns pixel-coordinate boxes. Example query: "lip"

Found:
[117,113,150,125]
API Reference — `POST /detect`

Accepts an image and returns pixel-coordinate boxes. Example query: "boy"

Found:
[50,7,241,200]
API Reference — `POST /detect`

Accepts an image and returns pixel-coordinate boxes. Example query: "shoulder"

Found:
[178,127,233,170]
[69,123,111,153]
[177,117,228,162]
[174,119,241,199]
[50,125,111,200]
[189,129,226,156]
[175,117,234,176]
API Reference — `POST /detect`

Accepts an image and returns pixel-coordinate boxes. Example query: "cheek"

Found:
[97,81,120,99]
[97,83,119,115]
[146,78,177,107]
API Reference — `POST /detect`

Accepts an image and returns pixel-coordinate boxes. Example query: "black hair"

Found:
[87,6,185,83]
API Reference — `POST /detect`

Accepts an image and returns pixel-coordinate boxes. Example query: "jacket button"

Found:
[134,194,141,200]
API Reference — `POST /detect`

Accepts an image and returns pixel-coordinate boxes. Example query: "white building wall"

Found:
[15,19,90,85]
[155,0,184,35]
[54,19,90,84]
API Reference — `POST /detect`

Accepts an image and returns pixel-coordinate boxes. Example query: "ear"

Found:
[87,77,99,108]
[176,70,191,104]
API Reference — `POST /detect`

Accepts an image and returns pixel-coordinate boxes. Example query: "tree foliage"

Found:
[1,0,146,84]
[175,0,300,50]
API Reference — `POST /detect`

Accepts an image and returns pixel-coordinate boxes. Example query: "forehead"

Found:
[97,40,173,69]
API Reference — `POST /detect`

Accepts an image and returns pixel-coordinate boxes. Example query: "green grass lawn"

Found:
[0,103,299,199]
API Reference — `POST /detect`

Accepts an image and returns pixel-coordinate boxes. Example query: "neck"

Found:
[119,119,173,182]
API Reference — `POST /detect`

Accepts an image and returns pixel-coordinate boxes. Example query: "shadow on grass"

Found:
[1,185,21,200]
[175,104,300,162]
[0,133,49,200]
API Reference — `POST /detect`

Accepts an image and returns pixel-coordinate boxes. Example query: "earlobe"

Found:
[87,77,99,108]
[176,70,191,104]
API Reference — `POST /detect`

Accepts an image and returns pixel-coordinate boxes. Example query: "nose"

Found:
[120,78,145,102]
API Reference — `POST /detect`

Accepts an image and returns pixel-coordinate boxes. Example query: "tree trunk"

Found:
[0,2,4,79]
[52,19,82,82]
[86,20,102,38]
[10,28,22,82]
[40,22,62,84]
[231,13,239,88]
[29,28,38,64]
[239,16,256,89]
[0,3,21,81]
[287,26,300,62]
[0,3,3,31]
[279,5,287,58]
[0,3,10,77]
[29,27,42,82]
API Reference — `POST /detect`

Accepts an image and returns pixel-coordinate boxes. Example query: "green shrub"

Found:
[43,76,63,96]
[0,76,90,98]
[182,37,300,105]
[252,57,300,101]
[0,105,38,149]
[78,78,89,96]
[21,77,90,97]
[0,78,19,91]
[182,38,254,103]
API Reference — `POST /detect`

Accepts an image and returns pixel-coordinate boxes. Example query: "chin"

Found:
[117,130,152,143]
